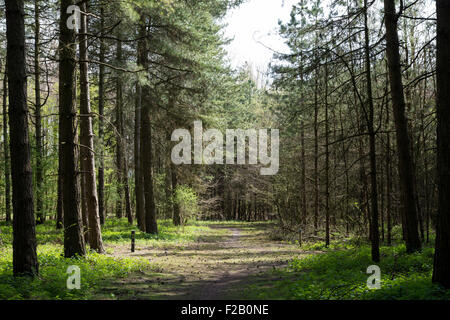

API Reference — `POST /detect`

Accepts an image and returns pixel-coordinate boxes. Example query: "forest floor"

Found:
[96,222,311,299]
[1,219,447,300]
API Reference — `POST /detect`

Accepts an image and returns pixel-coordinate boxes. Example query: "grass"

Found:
[240,241,450,300]
[0,218,215,300]
[1,219,448,300]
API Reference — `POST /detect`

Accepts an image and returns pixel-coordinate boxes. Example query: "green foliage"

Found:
[243,242,450,300]
[174,185,199,224]
[0,246,152,300]
[0,218,211,299]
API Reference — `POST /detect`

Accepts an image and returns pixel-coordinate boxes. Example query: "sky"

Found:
[222,0,300,72]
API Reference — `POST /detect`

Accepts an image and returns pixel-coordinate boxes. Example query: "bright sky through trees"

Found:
[223,0,299,71]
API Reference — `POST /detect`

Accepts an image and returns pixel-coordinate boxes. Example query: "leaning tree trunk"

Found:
[79,1,104,253]
[59,0,86,258]
[433,0,450,288]
[383,0,421,253]
[6,0,39,276]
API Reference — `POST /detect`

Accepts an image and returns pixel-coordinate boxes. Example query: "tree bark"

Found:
[364,0,380,262]
[324,61,330,247]
[34,0,45,225]
[135,83,145,231]
[171,162,181,226]
[115,33,133,224]
[433,0,450,288]
[313,67,319,236]
[383,0,421,253]
[79,1,104,253]
[6,0,39,276]
[2,60,11,223]
[59,0,86,258]
[138,19,158,234]
[97,5,106,226]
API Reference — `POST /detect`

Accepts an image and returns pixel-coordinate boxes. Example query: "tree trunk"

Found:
[364,0,380,262]
[79,2,104,253]
[324,61,330,247]
[135,83,145,231]
[138,19,158,234]
[433,0,450,288]
[313,68,319,236]
[383,0,421,253]
[34,0,45,225]
[2,60,11,223]
[386,131,392,246]
[171,162,181,226]
[115,33,133,224]
[6,0,39,276]
[300,121,307,226]
[56,166,63,229]
[59,0,86,258]
[97,5,106,226]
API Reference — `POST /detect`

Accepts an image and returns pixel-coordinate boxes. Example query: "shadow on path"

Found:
[97,222,311,300]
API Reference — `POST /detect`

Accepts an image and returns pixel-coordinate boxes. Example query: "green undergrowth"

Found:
[101,219,214,247]
[242,242,450,300]
[0,218,215,300]
[0,246,153,300]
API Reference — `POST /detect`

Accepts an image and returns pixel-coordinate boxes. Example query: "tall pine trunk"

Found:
[364,0,380,262]
[6,0,39,276]
[171,162,181,226]
[138,20,158,234]
[79,2,104,253]
[2,61,11,223]
[115,34,133,224]
[97,5,106,225]
[383,0,421,253]
[34,0,45,225]
[135,83,145,231]
[324,61,330,247]
[59,0,86,258]
[433,0,450,288]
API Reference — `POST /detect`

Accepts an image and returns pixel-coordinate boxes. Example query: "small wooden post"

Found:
[298,228,302,247]
[131,231,135,252]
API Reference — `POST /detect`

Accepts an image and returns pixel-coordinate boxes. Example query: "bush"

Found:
[174,185,199,225]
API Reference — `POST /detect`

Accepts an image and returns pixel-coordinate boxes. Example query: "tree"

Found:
[79,1,105,253]
[34,0,45,225]
[363,0,380,262]
[114,31,133,224]
[59,0,86,258]
[135,82,145,230]
[97,4,106,225]
[5,0,39,276]
[383,0,421,253]
[433,0,450,288]
[138,19,158,234]
[2,60,11,223]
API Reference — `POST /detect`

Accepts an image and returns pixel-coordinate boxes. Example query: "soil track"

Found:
[98,222,311,300]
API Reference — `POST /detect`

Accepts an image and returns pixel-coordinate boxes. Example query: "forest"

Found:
[0,0,449,301]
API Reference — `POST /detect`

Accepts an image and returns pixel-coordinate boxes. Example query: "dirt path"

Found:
[99,222,311,300]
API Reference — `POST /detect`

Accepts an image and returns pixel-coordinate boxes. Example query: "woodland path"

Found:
[98,222,312,300]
